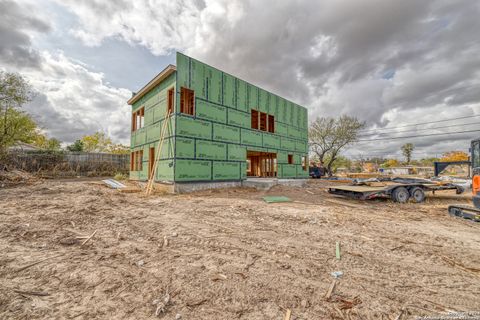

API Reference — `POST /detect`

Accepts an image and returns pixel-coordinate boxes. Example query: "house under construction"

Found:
[127,52,308,191]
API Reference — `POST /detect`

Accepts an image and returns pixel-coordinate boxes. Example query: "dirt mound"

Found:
[0,168,38,188]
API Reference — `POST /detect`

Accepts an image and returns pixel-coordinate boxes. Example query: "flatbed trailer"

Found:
[327,178,464,203]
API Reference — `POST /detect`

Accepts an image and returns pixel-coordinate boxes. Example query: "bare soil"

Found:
[1,179,479,319]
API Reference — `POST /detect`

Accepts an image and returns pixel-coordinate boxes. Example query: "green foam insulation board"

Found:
[263,196,292,203]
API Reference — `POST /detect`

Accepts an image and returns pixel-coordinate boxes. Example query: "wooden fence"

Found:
[3,151,129,177]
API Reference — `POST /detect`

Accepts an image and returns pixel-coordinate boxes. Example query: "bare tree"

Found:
[309,115,365,176]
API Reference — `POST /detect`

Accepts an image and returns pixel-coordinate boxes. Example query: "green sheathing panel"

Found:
[281,164,297,178]
[176,116,212,139]
[258,88,268,113]
[213,162,240,180]
[213,124,240,143]
[228,109,250,127]
[241,129,262,146]
[263,133,280,149]
[156,160,174,181]
[196,100,226,123]
[205,65,222,104]
[175,137,195,158]
[196,140,226,160]
[228,144,246,161]
[236,79,248,112]
[129,52,309,182]
[175,160,211,181]
[223,73,236,108]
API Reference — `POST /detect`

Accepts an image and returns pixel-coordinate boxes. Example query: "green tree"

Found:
[66,139,84,152]
[309,115,365,176]
[401,143,414,164]
[325,155,352,173]
[81,131,113,152]
[80,131,129,154]
[32,134,61,151]
[0,72,35,153]
[107,143,129,154]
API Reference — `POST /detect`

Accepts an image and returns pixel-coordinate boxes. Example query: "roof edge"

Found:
[127,64,176,105]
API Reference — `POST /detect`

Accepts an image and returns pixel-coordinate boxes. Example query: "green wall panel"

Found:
[196,140,226,160]
[196,100,226,123]
[213,162,240,180]
[175,160,211,181]
[177,53,189,89]
[296,165,308,178]
[206,66,222,104]
[236,79,248,112]
[223,73,236,108]
[247,84,258,109]
[228,144,246,161]
[191,59,206,99]
[241,161,247,179]
[176,137,195,158]
[241,129,262,146]
[213,124,240,143]
[281,137,296,151]
[276,122,288,136]
[145,107,154,126]
[295,140,307,153]
[277,151,288,163]
[281,164,297,177]
[156,160,174,180]
[262,133,280,148]
[176,116,212,139]
[281,98,288,123]
[288,126,302,139]
[228,109,250,128]
[258,88,268,113]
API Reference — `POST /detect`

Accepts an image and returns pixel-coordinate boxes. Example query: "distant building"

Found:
[380,166,433,176]
[8,142,41,152]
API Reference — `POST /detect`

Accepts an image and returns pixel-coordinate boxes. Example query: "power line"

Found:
[358,121,480,138]
[357,129,480,142]
[359,114,480,133]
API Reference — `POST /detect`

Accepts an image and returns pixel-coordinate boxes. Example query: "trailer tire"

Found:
[410,187,426,203]
[392,187,410,203]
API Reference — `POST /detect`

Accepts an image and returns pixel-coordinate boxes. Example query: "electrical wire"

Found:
[357,129,480,142]
[359,114,480,133]
[358,121,480,137]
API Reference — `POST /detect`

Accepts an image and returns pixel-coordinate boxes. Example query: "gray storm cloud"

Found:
[1,0,480,154]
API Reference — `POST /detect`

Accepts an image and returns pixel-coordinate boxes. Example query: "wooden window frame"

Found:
[180,87,195,115]
[251,109,259,129]
[268,115,275,133]
[132,107,145,132]
[302,156,307,171]
[288,154,294,164]
[167,87,174,114]
[259,112,267,131]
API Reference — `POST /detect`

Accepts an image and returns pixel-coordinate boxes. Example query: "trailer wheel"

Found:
[392,187,410,203]
[410,187,426,203]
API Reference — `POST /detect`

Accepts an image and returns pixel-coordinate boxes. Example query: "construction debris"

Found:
[336,241,341,260]
[102,179,126,189]
[263,196,292,203]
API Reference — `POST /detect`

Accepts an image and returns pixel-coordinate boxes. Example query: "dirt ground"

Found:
[1,179,479,319]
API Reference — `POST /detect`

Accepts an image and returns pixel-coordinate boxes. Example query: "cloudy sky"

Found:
[1,0,479,159]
